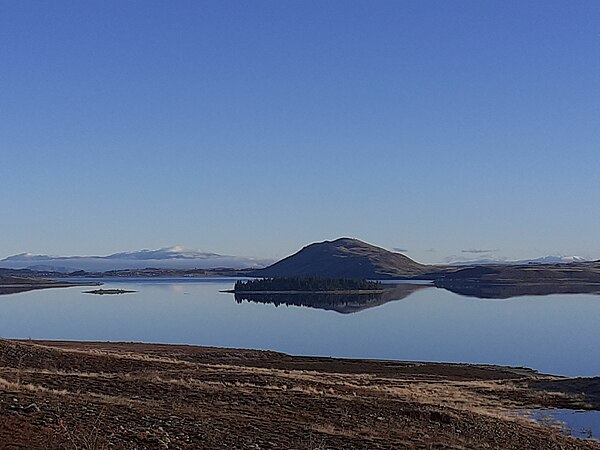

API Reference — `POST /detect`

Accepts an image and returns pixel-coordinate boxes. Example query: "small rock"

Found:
[23,403,41,414]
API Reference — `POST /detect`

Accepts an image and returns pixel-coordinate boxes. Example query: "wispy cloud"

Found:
[393,247,408,252]
[461,248,498,254]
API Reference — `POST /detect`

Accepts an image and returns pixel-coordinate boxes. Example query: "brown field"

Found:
[0,339,598,449]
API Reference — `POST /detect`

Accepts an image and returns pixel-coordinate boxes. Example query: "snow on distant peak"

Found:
[0,247,272,271]
[104,246,226,261]
[523,255,587,264]
[3,252,53,261]
[447,255,588,266]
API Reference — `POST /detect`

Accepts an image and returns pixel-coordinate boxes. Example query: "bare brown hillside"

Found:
[0,339,598,449]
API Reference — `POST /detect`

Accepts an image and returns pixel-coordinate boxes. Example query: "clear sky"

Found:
[1,1,599,264]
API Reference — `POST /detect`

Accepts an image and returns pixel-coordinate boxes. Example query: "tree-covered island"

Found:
[232,276,383,293]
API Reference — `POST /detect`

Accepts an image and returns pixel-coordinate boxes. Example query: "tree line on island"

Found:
[234,276,383,292]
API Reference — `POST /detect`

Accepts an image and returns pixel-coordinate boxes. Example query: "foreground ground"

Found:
[0,340,598,449]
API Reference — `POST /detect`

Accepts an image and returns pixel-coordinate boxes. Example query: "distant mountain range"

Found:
[0,247,272,272]
[2,240,590,275]
[255,237,430,279]
[448,255,588,266]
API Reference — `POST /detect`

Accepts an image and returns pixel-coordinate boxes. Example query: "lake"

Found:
[522,409,600,441]
[0,278,599,377]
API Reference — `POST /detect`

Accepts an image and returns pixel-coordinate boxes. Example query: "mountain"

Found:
[104,246,223,261]
[254,238,429,279]
[448,255,588,266]
[0,247,272,272]
[522,255,588,264]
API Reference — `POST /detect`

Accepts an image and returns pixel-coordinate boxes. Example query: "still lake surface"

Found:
[1,278,599,377]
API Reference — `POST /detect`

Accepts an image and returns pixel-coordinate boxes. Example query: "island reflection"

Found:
[233,283,430,314]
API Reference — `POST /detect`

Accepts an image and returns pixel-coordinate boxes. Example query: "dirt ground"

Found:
[0,339,598,449]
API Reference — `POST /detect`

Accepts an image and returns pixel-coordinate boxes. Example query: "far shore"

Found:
[0,280,102,296]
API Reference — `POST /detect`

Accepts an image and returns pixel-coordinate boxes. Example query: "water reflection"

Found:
[1,279,600,376]
[436,282,600,300]
[233,284,430,313]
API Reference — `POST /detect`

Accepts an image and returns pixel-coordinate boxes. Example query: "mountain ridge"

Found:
[0,247,271,271]
[448,255,588,266]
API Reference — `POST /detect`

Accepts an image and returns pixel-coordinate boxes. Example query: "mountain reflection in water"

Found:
[234,284,430,314]
[436,282,600,300]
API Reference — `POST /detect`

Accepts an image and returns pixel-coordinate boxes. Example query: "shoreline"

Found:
[0,339,598,449]
[0,281,102,296]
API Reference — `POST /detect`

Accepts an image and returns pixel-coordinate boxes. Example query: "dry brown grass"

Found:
[1,339,598,449]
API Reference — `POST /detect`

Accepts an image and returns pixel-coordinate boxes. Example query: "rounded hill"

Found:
[255,238,429,279]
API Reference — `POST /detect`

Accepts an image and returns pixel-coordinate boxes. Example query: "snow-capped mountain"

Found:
[447,255,588,266]
[520,255,588,264]
[0,247,272,272]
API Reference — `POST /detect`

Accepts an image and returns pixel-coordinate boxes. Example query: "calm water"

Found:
[1,278,599,377]
[526,409,600,441]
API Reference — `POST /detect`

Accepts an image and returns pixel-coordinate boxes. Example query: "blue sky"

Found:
[1,1,599,264]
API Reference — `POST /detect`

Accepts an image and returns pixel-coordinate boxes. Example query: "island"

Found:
[226,276,384,294]
[83,289,136,295]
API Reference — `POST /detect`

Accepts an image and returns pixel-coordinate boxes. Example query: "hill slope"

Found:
[255,238,428,279]
[433,262,600,298]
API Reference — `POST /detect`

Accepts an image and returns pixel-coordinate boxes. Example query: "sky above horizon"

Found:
[1,1,599,264]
